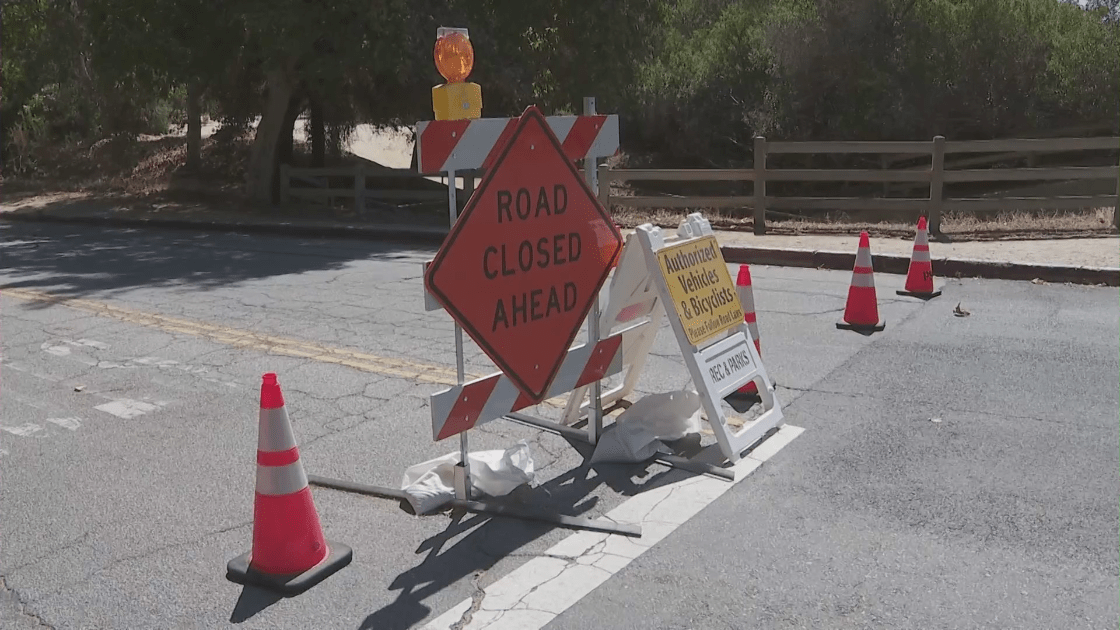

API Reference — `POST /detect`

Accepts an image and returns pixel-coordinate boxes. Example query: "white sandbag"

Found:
[400,441,535,514]
[589,420,668,464]
[616,390,702,441]
[589,390,703,464]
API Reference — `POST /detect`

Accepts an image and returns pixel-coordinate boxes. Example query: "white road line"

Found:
[421,424,806,630]
[0,361,61,382]
[1,424,47,438]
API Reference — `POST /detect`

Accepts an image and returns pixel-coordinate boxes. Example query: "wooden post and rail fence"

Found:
[279,164,479,215]
[281,134,1120,236]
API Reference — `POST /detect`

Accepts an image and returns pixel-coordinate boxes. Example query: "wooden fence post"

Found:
[929,136,945,238]
[1113,148,1119,229]
[880,154,890,197]
[753,136,767,235]
[353,164,365,214]
[280,164,290,206]
[597,164,611,211]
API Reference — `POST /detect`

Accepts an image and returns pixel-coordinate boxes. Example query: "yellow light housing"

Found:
[432,28,482,121]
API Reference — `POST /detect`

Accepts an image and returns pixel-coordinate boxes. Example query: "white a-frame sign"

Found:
[632,213,784,463]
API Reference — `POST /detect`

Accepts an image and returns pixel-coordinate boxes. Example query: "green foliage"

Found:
[625,0,813,163]
[2,0,1115,175]
[632,0,1118,166]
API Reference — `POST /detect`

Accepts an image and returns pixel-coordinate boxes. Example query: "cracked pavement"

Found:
[1,221,1117,629]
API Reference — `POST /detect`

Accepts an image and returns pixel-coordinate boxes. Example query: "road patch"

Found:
[94,398,162,419]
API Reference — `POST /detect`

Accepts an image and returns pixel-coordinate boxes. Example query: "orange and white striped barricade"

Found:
[415,114,619,176]
[429,319,647,440]
[630,214,785,464]
[307,101,648,538]
[559,231,665,427]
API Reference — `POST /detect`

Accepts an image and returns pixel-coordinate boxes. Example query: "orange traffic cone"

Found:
[836,231,886,333]
[227,373,352,596]
[897,216,942,299]
[733,265,764,398]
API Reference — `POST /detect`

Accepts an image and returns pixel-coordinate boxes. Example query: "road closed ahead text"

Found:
[486,184,582,332]
[423,105,622,400]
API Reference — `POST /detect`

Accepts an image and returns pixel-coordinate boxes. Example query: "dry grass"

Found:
[611,206,1117,241]
[1,129,254,201]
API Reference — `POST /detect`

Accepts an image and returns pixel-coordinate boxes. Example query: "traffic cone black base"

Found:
[227,542,353,597]
[896,288,942,300]
[835,320,886,332]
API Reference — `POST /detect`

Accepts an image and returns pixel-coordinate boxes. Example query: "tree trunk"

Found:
[329,124,343,160]
[245,64,297,204]
[186,83,203,170]
[309,94,325,167]
[277,90,304,172]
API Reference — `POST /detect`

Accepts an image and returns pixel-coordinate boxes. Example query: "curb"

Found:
[720,246,1120,287]
[0,212,450,246]
[4,212,1115,287]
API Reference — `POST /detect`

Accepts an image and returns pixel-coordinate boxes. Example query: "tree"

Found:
[235,0,661,204]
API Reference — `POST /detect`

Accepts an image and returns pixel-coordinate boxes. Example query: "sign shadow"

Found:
[356,453,694,630]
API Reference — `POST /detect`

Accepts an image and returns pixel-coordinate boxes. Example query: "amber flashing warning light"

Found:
[432,27,482,121]
[434,31,474,83]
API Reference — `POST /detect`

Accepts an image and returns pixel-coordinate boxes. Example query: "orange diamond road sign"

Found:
[425,105,624,402]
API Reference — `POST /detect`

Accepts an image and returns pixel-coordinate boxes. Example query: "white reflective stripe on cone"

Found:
[912,246,932,263]
[915,228,929,248]
[258,406,298,453]
[736,286,756,312]
[256,460,309,496]
[747,321,760,346]
[851,270,876,288]
[855,246,873,269]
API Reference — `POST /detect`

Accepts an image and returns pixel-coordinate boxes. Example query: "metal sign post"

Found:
[445,169,472,500]
[583,96,605,446]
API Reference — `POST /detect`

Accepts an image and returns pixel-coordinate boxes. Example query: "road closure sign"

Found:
[424,105,624,402]
[656,234,744,347]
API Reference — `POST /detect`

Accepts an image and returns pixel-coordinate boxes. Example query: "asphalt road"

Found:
[1,221,1116,630]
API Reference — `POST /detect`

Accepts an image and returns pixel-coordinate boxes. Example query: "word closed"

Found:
[488,184,584,332]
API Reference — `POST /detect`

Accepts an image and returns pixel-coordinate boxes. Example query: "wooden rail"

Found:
[603,135,1120,236]
[279,164,477,214]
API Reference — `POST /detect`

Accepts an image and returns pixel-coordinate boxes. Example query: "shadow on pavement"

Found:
[357,448,701,630]
[0,217,436,304]
[228,585,284,623]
